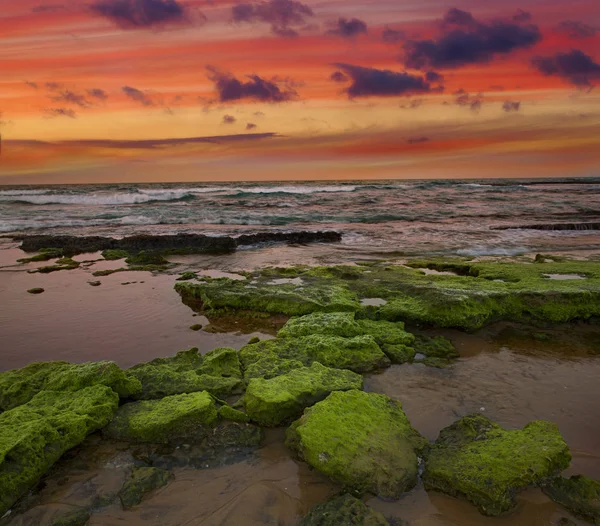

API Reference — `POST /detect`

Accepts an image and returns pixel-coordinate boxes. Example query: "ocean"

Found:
[1,178,600,257]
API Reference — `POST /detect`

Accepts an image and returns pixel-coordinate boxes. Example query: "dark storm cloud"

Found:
[232,0,313,38]
[207,67,297,103]
[403,8,542,70]
[122,85,154,106]
[502,100,521,112]
[222,114,236,124]
[44,107,77,118]
[327,17,367,38]
[87,88,108,101]
[555,20,597,39]
[90,0,189,29]
[532,50,600,88]
[382,26,405,44]
[332,63,434,98]
[330,71,348,83]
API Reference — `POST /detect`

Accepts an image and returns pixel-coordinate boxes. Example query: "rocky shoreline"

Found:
[1,250,599,525]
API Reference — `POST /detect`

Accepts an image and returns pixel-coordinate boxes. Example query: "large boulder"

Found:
[422,414,571,516]
[299,494,390,526]
[286,390,426,498]
[103,391,218,443]
[244,363,362,426]
[542,475,600,525]
[0,385,119,515]
[127,348,243,400]
[240,335,390,380]
[0,361,141,410]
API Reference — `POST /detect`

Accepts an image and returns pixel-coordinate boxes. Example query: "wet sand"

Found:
[1,242,599,525]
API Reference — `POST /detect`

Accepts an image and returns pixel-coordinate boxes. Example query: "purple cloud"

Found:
[122,85,154,106]
[332,63,435,98]
[49,89,91,108]
[330,71,348,83]
[502,100,521,112]
[207,67,297,103]
[532,49,600,88]
[555,20,597,39]
[223,114,237,124]
[91,0,189,29]
[404,8,541,70]
[246,122,257,130]
[87,88,108,101]
[232,0,313,38]
[327,17,367,38]
[382,26,405,44]
[44,108,77,119]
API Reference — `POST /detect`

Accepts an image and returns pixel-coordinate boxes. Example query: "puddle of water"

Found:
[360,298,387,307]
[543,274,586,280]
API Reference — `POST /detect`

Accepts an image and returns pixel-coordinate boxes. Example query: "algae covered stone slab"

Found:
[0,385,119,516]
[422,414,571,516]
[299,494,390,526]
[278,312,364,338]
[542,475,600,525]
[119,466,172,509]
[0,361,141,411]
[103,391,218,443]
[244,362,363,426]
[240,335,390,380]
[286,390,426,499]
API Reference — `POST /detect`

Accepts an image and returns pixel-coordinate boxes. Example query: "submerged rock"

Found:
[101,249,129,260]
[422,414,571,516]
[118,466,172,509]
[127,347,243,400]
[412,335,459,368]
[0,361,141,411]
[286,390,426,498]
[244,363,362,426]
[50,507,91,526]
[299,494,390,526]
[542,475,600,525]
[239,335,390,380]
[0,386,119,516]
[103,391,218,444]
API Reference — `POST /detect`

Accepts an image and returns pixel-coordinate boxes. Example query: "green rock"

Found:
[175,279,360,317]
[278,312,364,338]
[286,390,426,498]
[197,347,242,378]
[27,288,45,294]
[18,248,64,263]
[239,335,390,380]
[127,348,243,400]
[0,386,119,516]
[118,466,172,509]
[31,257,80,274]
[380,344,415,364]
[103,391,218,443]
[244,363,363,426]
[299,494,390,526]
[101,249,129,261]
[542,475,600,525]
[50,507,90,526]
[422,414,572,516]
[247,336,260,344]
[0,361,141,411]
[218,405,250,423]
[177,271,197,281]
[413,335,458,360]
[189,323,203,331]
[125,251,168,266]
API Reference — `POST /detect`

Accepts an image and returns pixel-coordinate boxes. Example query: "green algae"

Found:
[103,391,218,443]
[118,466,172,509]
[278,312,364,338]
[239,334,390,380]
[0,385,119,516]
[244,362,363,426]
[286,390,426,499]
[29,257,80,274]
[125,251,168,266]
[299,494,390,526]
[26,287,44,294]
[0,361,141,411]
[50,507,90,526]
[542,475,600,525]
[189,323,203,331]
[413,335,459,368]
[177,271,197,281]
[422,413,572,516]
[101,249,129,261]
[127,348,243,400]
[176,261,600,330]
[218,404,251,423]
[18,248,64,263]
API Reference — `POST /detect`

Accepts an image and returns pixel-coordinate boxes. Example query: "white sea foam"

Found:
[231,185,358,194]
[0,189,50,196]
[0,190,195,205]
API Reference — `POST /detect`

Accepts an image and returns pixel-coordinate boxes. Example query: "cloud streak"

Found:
[90,0,190,29]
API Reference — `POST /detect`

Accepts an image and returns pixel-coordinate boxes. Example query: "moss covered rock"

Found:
[278,312,364,338]
[127,348,243,400]
[0,386,119,516]
[244,363,362,426]
[125,251,168,266]
[50,507,90,526]
[218,405,250,423]
[286,390,426,498]
[27,287,45,294]
[542,475,600,525]
[240,335,390,380]
[413,335,459,367]
[422,414,571,516]
[101,249,129,260]
[0,361,141,411]
[103,391,218,443]
[299,494,390,526]
[118,466,172,509]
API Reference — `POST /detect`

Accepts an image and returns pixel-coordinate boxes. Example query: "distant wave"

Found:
[0,215,183,233]
[0,190,198,206]
[0,189,51,196]
[228,185,358,195]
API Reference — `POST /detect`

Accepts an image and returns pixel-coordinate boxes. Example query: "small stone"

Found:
[88,281,101,287]
[189,324,203,331]
[27,287,45,294]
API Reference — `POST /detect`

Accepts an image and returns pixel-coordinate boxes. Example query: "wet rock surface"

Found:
[542,475,600,525]
[118,467,172,509]
[299,494,391,526]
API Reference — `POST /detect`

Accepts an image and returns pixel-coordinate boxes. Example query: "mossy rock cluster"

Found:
[127,347,243,399]
[286,390,427,499]
[542,475,600,524]
[176,261,600,330]
[299,494,390,526]
[422,413,572,515]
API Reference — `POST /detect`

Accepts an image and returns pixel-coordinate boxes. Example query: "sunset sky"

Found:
[1,0,599,182]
